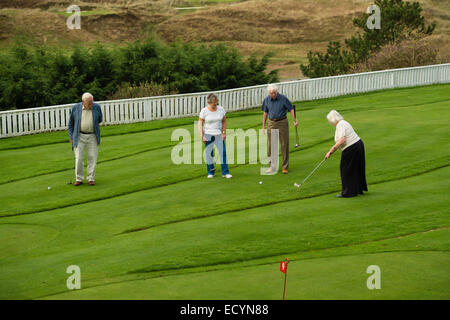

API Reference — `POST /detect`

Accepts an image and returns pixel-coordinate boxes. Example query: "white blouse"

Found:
[335,120,360,150]
[199,106,226,135]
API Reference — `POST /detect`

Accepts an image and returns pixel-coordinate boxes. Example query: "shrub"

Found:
[0,39,278,110]
[107,81,177,100]
[352,36,441,72]
[300,0,436,78]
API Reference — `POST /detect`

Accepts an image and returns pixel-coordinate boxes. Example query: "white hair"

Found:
[267,84,278,93]
[82,92,93,101]
[327,110,344,124]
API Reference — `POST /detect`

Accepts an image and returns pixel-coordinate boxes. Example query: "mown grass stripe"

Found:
[117,163,450,235]
[33,227,449,300]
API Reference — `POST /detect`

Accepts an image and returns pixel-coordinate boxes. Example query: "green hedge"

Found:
[0,40,278,110]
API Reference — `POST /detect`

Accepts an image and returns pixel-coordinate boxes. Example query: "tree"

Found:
[300,0,435,78]
[300,42,354,78]
[347,0,435,61]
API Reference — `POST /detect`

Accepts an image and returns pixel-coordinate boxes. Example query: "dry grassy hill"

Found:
[0,0,448,79]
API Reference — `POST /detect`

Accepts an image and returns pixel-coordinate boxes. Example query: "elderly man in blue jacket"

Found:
[68,93,103,186]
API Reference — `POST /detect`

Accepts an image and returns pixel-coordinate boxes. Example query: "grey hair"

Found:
[207,93,218,104]
[82,92,93,101]
[267,84,278,93]
[327,110,344,124]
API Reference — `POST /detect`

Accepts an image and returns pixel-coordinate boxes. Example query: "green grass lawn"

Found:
[0,84,449,299]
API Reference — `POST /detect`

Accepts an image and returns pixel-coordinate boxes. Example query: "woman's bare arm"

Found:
[325,137,346,158]
[198,118,206,142]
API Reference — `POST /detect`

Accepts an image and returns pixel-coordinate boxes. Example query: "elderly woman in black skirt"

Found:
[325,110,367,198]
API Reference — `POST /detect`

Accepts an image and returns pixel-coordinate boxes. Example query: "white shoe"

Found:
[207,175,214,179]
[222,174,232,179]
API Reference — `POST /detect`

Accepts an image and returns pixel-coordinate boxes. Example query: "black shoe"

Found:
[335,194,343,198]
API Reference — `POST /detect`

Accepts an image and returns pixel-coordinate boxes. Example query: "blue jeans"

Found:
[204,134,230,176]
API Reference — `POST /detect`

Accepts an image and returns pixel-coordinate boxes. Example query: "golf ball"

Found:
[48,186,51,190]
[259,181,263,184]
[294,183,300,188]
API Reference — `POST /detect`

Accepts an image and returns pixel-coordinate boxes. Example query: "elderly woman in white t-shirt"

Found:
[198,93,232,179]
[325,110,367,198]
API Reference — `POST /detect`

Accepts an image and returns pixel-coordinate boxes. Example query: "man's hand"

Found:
[294,119,298,128]
[325,151,332,159]
[202,135,207,144]
[70,139,73,144]
[262,112,268,136]
[222,132,226,141]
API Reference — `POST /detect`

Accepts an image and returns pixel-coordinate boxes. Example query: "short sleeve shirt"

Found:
[261,93,293,120]
[335,120,360,150]
[199,106,226,135]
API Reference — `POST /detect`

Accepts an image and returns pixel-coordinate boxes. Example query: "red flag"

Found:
[280,261,286,274]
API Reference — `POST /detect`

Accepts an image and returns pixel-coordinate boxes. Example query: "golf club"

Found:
[294,157,327,188]
[293,105,299,148]
[68,146,74,185]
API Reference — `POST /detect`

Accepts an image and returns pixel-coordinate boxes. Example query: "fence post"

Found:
[144,98,151,121]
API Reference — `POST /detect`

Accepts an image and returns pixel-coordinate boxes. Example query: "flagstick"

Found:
[282,258,290,300]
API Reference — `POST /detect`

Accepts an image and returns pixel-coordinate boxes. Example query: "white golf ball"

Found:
[48,186,51,190]
[294,183,300,188]
[259,181,263,184]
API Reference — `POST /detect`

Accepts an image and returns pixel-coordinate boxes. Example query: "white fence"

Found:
[1,63,449,138]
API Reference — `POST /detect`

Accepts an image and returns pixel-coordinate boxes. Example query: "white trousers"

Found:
[75,133,98,182]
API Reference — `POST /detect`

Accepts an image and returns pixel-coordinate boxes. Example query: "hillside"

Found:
[0,0,448,80]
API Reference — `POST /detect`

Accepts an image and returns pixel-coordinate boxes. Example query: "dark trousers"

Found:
[340,139,368,197]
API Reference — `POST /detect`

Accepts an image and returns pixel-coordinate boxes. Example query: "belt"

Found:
[269,116,287,122]
[80,131,94,134]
